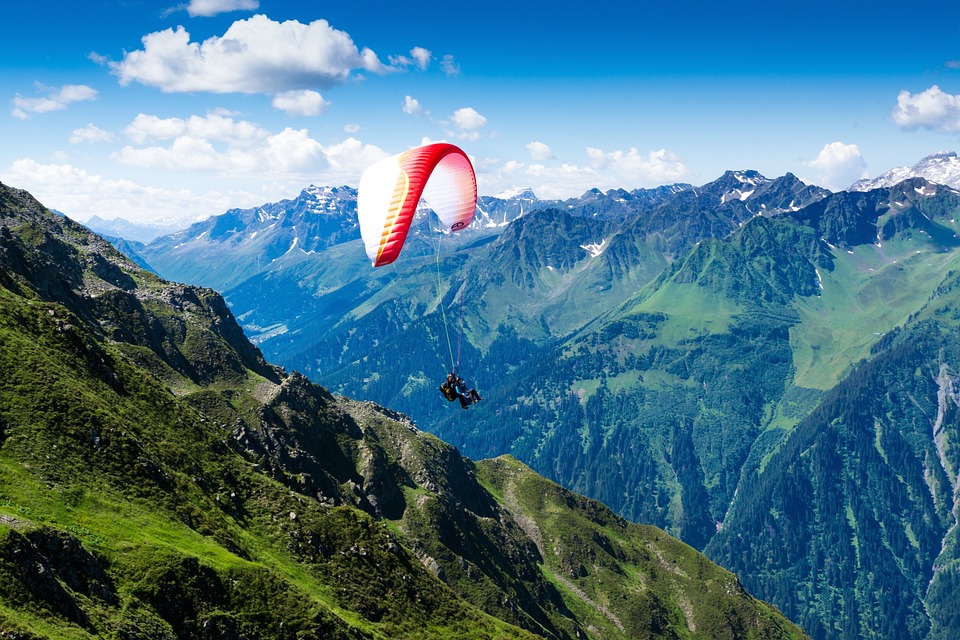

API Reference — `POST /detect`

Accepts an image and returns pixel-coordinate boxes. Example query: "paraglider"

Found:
[440,372,482,409]
[357,142,477,267]
[357,142,482,407]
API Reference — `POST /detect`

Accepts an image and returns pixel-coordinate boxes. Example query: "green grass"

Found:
[0,279,533,640]
[629,281,741,345]
[790,242,960,389]
[475,456,808,640]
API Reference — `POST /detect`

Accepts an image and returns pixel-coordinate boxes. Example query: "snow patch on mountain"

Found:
[581,239,607,258]
[849,151,960,191]
[721,189,755,204]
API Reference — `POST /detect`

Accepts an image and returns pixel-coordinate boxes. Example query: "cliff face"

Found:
[0,181,805,639]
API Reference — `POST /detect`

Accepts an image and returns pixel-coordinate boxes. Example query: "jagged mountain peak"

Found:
[694,169,772,204]
[301,184,358,212]
[848,150,960,191]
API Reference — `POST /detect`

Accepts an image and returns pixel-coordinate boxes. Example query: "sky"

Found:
[3,0,960,227]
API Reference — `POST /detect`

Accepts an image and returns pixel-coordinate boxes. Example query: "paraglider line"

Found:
[435,233,457,374]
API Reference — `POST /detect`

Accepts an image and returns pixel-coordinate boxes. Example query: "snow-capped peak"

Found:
[492,187,538,200]
[848,151,960,191]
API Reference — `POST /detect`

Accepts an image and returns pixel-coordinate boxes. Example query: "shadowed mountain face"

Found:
[0,180,806,639]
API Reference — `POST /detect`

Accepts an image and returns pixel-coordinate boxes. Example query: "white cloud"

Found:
[478,146,692,200]
[186,0,259,17]
[343,123,361,133]
[272,89,330,116]
[892,85,960,133]
[0,158,256,224]
[448,107,486,140]
[585,147,689,184]
[411,47,431,70]
[440,54,460,77]
[322,137,389,176]
[402,95,426,116]
[3,134,389,224]
[113,111,388,185]
[526,141,553,161]
[390,46,432,70]
[69,124,114,144]
[802,141,867,191]
[122,112,265,144]
[11,84,98,120]
[111,16,393,95]
[115,128,326,174]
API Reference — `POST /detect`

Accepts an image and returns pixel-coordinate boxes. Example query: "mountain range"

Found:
[100,151,960,640]
[0,185,805,639]
[0,181,810,638]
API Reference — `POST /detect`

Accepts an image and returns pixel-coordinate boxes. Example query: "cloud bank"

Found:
[483,146,691,199]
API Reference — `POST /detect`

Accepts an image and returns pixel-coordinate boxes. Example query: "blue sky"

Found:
[3,0,960,225]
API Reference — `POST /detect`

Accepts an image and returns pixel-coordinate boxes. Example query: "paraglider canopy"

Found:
[357,142,477,267]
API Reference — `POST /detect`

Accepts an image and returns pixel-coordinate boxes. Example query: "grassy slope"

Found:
[790,238,960,389]
[0,285,525,640]
[476,456,806,640]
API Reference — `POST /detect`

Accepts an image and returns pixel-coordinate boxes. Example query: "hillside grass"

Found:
[630,281,741,345]
[790,241,960,389]
[475,455,808,640]
[0,278,536,639]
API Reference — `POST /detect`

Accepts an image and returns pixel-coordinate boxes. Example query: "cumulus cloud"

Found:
[186,0,259,17]
[411,47,431,70]
[11,84,98,120]
[440,55,460,77]
[122,112,264,144]
[3,131,389,224]
[111,16,393,95]
[526,141,553,161]
[402,95,426,116]
[448,107,486,140]
[892,85,960,133]
[116,117,324,173]
[69,124,113,144]
[390,47,432,70]
[272,89,330,116]
[322,137,389,175]
[802,141,867,191]
[113,111,388,183]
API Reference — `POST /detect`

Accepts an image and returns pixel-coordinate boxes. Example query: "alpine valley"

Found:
[106,151,960,640]
[6,146,960,639]
[0,183,808,638]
